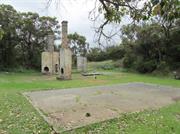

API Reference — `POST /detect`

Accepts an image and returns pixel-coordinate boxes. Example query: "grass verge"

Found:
[0,70,179,134]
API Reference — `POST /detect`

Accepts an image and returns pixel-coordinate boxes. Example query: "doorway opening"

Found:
[61,68,64,74]
[44,66,49,73]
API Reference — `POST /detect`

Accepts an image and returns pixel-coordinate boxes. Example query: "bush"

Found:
[123,54,136,68]
[87,46,125,62]
[136,60,157,73]
[87,50,108,61]
[113,60,124,68]
[107,46,125,60]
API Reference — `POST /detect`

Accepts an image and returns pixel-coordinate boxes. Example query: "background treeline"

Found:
[87,20,180,73]
[0,4,59,71]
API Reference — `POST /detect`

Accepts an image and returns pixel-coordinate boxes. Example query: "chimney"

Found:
[61,21,68,48]
[47,34,54,52]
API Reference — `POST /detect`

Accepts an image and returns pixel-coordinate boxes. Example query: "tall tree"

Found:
[152,0,179,38]
[0,4,20,69]
[0,4,60,70]
[18,12,59,68]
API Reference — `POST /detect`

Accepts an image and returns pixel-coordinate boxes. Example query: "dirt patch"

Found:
[24,83,180,132]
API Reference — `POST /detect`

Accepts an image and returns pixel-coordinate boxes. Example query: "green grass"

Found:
[0,69,180,134]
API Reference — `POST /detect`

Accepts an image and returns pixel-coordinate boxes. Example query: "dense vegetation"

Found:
[88,20,180,73]
[0,4,59,71]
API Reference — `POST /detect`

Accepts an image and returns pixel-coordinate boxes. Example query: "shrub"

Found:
[136,60,157,73]
[123,54,136,68]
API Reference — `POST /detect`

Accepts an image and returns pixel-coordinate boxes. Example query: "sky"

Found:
[0,0,103,46]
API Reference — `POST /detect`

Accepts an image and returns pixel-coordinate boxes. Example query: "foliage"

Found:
[98,0,179,26]
[152,0,180,38]
[88,19,179,74]
[87,47,107,61]
[68,32,89,57]
[0,4,59,70]
[86,0,179,74]
[0,28,3,40]
[87,45,125,61]
[0,4,20,69]
[68,32,89,66]
[121,20,180,73]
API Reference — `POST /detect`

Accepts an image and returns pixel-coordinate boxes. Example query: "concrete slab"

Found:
[24,83,180,132]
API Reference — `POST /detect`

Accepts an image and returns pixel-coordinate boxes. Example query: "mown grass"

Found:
[0,68,180,134]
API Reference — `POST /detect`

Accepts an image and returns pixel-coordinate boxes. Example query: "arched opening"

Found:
[61,68,64,74]
[44,66,49,72]
[55,64,58,73]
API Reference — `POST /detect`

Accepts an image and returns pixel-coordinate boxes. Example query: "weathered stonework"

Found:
[77,56,87,72]
[41,52,59,74]
[58,21,72,80]
[59,48,72,79]
[41,35,59,75]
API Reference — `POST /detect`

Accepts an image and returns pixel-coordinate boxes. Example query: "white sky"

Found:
[0,0,100,46]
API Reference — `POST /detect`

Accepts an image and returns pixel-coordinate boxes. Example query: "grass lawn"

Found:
[0,68,180,134]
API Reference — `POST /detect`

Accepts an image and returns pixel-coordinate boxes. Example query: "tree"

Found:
[47,0,178,42]
[68,32,89,66]
[87,47,107,61]
[68,32,89,57]
[166,19,180,69]
[18,12,59,69]
[152,0,179,38]
[0,4,60,71]
[0,4,20,69]
[0,27,3,40]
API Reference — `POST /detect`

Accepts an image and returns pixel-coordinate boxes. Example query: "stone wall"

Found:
[41,33,60,75]
[41,52,59,74]
[59,48,72,79]
[77,56,87,72]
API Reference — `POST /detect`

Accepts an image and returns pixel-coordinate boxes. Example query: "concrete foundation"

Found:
[25,83,180,132]
[77,56,87,72]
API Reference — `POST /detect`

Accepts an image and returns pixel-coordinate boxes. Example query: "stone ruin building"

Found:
[41,34,59,75]
[41,21,72,80]
[77,56,87,72]
[41,21,87,79]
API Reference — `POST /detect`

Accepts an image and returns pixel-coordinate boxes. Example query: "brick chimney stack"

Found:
[61,21,68,48]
